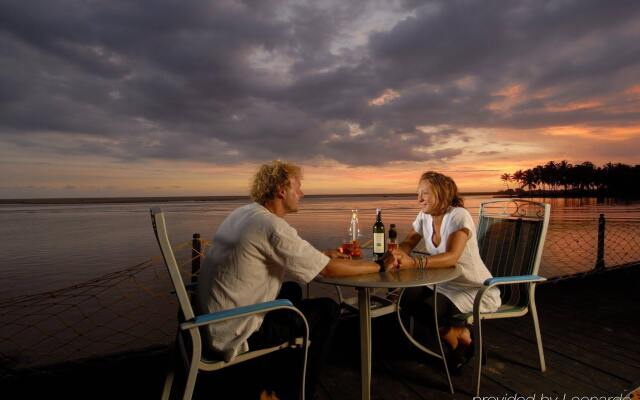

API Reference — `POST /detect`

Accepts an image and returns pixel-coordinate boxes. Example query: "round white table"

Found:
[315,266,461,400]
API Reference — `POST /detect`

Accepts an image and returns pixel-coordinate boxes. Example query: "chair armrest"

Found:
[483,275,546,288]
[472,275,546,321]
[180,299,296,330]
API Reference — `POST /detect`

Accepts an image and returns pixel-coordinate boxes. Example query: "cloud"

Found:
[0,0,639,169]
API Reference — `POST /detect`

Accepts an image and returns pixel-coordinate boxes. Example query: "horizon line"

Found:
[0,191,502,205]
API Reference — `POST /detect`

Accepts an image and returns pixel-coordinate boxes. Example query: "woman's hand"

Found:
[381,251,398,271]
[391,249,417,269]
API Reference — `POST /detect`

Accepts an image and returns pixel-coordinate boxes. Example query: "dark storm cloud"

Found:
[0,0,639,166]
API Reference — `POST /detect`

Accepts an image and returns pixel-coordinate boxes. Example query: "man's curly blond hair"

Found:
[250,160,302,205]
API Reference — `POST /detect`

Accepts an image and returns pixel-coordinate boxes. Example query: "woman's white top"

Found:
[412,206,501,313]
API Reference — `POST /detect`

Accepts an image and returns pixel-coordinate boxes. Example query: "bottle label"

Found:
[373,233,385,253]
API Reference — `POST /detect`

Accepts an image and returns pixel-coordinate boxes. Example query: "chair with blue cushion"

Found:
[456,199,550,395]
[151,207,310,400]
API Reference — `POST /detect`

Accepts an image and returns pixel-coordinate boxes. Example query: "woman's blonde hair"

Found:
[250,160,302,205]
[419,171,464,214]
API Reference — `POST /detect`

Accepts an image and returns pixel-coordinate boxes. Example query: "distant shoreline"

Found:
[0,192,501,205]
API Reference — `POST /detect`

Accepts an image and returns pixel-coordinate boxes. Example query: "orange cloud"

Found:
[625,85,640,95]
[487,84,526,112]
[368,89,400,106]
[543,125,640,140]
[544,100,603,112]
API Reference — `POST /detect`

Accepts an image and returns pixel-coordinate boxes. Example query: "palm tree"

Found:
[532,165,545,192]
[512,170,525,190]
[500,173,512,191]
[523,169,537,192]
[504,161,640,197]
[557,160,571,192]
[543,161,558,191]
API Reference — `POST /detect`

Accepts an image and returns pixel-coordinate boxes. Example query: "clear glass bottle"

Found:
[349,209,362,257]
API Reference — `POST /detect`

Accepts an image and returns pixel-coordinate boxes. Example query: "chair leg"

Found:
[161,368,175,400]
[299,343,308,400]
[181,335,202,400]
[182,362,199,400]
[530,300,546,372]
[161,340,179,400]
[472,319,483,396]
[432,287,454,395]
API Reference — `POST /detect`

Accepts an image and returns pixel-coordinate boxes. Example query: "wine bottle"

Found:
[373,208,385,259]
[388,223,398,252]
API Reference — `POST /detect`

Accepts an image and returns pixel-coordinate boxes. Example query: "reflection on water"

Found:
[1,195,639,299]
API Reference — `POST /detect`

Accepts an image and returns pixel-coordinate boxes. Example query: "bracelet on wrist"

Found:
[414,255,426,270]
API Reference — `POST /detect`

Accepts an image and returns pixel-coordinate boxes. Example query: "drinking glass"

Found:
[339,239,353,256]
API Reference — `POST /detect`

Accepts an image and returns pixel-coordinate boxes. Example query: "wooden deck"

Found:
[4,266,639,399]
[313,266,640,399]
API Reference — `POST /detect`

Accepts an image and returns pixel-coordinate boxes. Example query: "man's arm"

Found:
[319,256,395,277]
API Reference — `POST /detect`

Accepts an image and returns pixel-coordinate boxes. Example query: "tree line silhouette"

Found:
[500,161,640,197]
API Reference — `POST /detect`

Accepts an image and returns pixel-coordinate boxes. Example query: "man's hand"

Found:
[324,249,351,259]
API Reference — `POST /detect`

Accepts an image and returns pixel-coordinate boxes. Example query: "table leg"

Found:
[357,287,371,400]
[433,284,454,394]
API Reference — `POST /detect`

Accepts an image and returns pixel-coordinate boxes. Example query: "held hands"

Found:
[387,249,418,269]
[324,247,419,271]
[381,252,398,271]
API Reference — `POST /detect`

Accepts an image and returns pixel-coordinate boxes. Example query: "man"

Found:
[197,160,393,399]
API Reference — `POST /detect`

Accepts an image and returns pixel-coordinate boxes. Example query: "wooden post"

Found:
[192,233,202,282]
[595,214,605,270]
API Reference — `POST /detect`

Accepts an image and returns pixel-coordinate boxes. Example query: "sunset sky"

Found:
[1,0,639,198]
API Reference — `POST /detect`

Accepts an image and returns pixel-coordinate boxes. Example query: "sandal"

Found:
[443,343,469,376]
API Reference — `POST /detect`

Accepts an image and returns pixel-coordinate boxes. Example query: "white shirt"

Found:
[197,202,330,361]
[412,207,501,313]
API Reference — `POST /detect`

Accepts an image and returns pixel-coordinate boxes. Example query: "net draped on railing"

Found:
[541,216,640,280]
[0,241,205,374]
[1,216,639,374]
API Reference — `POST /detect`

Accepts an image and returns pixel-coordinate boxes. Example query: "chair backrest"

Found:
[151,207,196,322]
[476,200,550,308]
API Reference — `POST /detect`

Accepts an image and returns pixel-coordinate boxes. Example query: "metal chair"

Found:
[457,199,550,395]
[151,207,310,400]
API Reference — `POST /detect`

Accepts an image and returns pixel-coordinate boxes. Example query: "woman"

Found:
[391,171,501,370]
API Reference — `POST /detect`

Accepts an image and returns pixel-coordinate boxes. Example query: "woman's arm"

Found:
[423,228,469,268]
[399,229,422,254]
[394,228,469,269]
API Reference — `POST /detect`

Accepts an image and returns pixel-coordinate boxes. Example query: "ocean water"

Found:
[1,195,639,299]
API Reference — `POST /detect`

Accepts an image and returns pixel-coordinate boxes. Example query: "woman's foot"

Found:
[440,326,474,375]
[440,326,460,350]
[457,326,472,347]
[259,389,280,400]
[440,326,472,350]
